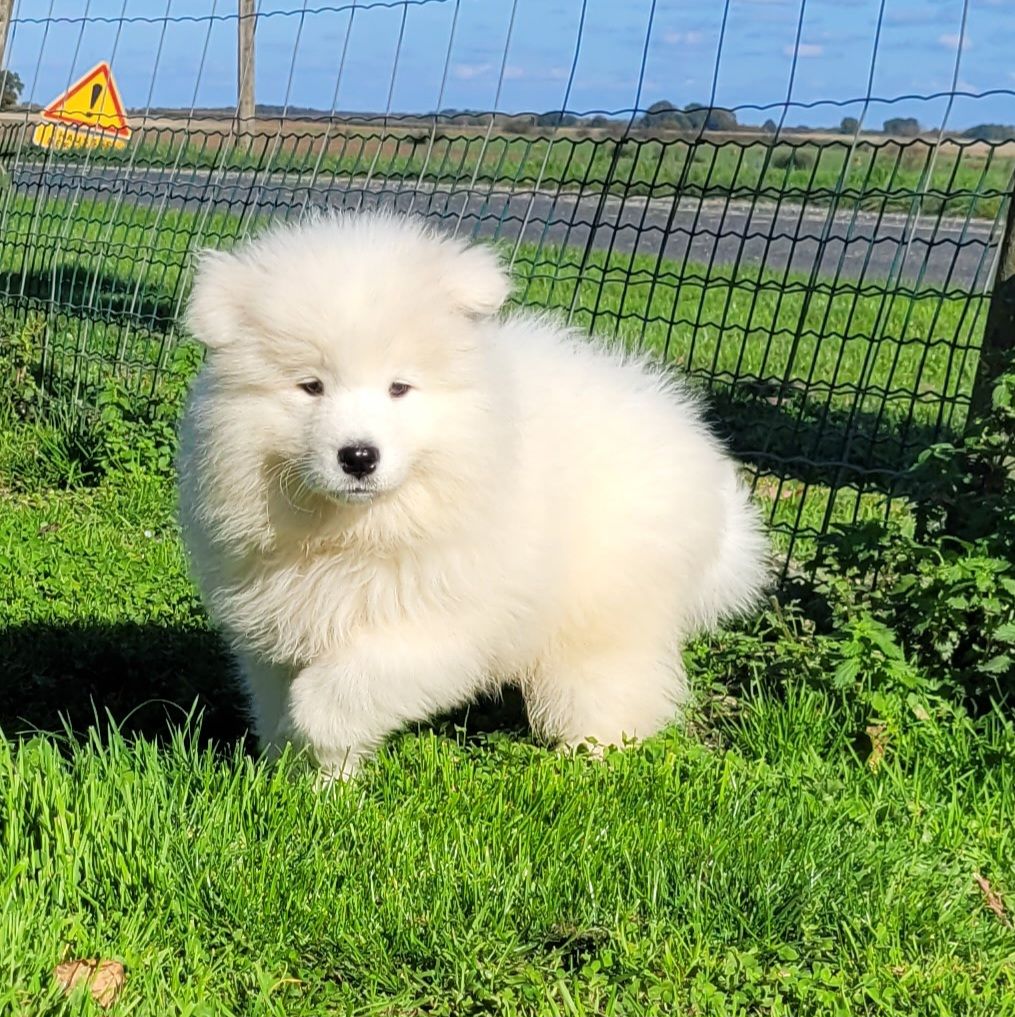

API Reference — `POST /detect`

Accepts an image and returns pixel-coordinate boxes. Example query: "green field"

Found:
[21,124,1015,219]
[1,468,1013,1016]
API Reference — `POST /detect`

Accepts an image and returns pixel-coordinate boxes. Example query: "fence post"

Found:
[236,0,256,134]
[967,179,1015,428]
[0,0,13,78]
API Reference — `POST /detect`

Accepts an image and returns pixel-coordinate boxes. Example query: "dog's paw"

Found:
[313,751,362,788]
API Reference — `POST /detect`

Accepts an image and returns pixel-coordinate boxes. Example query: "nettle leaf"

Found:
[994,623,1015,645]
[862,620,906,661]
[833,657,862,689]
[979,655,1013,675]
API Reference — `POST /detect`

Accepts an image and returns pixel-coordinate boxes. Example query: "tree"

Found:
[0,69,23,110]
[707,107,738,131]
[641,100,692,130]
[963,123,1015,142]
[761,118,778,135]
[536,110,579,127]
[683,103,738,131]
[839,116,860,135]
[646,99,677,115]
[882,116,920,137]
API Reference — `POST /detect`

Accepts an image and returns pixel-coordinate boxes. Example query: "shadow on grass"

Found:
[706,382,958,492]
[0,621,531,751]
[0,262,179,329]
[425,686,532,744]
[0,621,247,749]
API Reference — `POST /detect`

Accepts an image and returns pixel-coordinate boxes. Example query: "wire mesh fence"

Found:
[0,0,1012,569]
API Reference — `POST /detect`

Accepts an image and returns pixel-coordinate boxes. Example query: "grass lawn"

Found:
[1,446,1014,1015]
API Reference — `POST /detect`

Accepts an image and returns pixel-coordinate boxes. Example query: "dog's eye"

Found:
[299,379,324,397]
[389,382,412,399]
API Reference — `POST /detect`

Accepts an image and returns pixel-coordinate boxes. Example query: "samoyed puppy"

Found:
[177,211,768,779]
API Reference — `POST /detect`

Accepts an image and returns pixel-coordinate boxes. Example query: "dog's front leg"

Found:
[277,656,387,780]
[277,627,486,781]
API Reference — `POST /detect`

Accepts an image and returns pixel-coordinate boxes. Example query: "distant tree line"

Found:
[435,104,1012,141]
[638,100,739,131]
[962,123,1015,142]
[236,99,1015,143]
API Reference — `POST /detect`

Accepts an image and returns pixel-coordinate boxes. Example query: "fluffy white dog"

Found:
[177,212,768,779]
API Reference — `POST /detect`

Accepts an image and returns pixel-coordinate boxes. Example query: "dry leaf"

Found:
[53,958,125,1009]
[974,874,1008,925]
[865,724,889,771]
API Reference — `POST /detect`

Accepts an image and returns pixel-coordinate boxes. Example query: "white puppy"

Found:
[177,212,768,778]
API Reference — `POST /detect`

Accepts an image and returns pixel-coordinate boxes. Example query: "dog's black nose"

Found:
[338,444,380,478]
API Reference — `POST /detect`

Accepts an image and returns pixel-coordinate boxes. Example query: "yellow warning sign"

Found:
[33,61,132,149]
[32,122,129,151]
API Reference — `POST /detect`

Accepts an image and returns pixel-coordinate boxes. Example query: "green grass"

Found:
[1,468,1013,1015]
[31,126,1015,219]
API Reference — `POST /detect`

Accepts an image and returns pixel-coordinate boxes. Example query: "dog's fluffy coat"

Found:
[177,212,768,777]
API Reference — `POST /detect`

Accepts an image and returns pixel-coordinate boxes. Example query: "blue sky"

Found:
[7,0,1015,128]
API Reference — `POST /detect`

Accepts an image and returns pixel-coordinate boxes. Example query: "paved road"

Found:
[7,161,1003,288]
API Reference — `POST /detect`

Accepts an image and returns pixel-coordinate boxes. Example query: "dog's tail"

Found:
[690,469,771,631]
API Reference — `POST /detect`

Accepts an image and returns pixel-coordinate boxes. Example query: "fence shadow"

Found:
[706,384,955,492]
[0,262,179,328]
[0,620,531,752]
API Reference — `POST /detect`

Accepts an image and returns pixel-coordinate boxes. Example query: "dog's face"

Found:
[185,214,509,508]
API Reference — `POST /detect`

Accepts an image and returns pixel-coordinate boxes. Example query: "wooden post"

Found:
[237,0,256,134]
[968,182,1015,429]
[0,0,15,84]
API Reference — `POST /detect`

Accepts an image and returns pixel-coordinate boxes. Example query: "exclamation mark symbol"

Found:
[88,82,102,118]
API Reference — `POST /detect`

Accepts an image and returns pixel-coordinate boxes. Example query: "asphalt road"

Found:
[8,161,1003,289]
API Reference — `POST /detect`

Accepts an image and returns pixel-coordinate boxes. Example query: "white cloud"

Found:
[452,63,492,81]
[663,30,704,46]
[783,43,823,57]
[938,33,971,50]
[494,65,571,83]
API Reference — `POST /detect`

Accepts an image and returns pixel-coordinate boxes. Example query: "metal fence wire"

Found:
[0,0,1012,569]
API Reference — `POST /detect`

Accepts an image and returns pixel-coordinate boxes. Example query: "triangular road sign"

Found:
[40,62,131,138]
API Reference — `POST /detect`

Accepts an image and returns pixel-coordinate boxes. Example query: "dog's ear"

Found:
[440,240,511,318]
[185,249,251,349]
